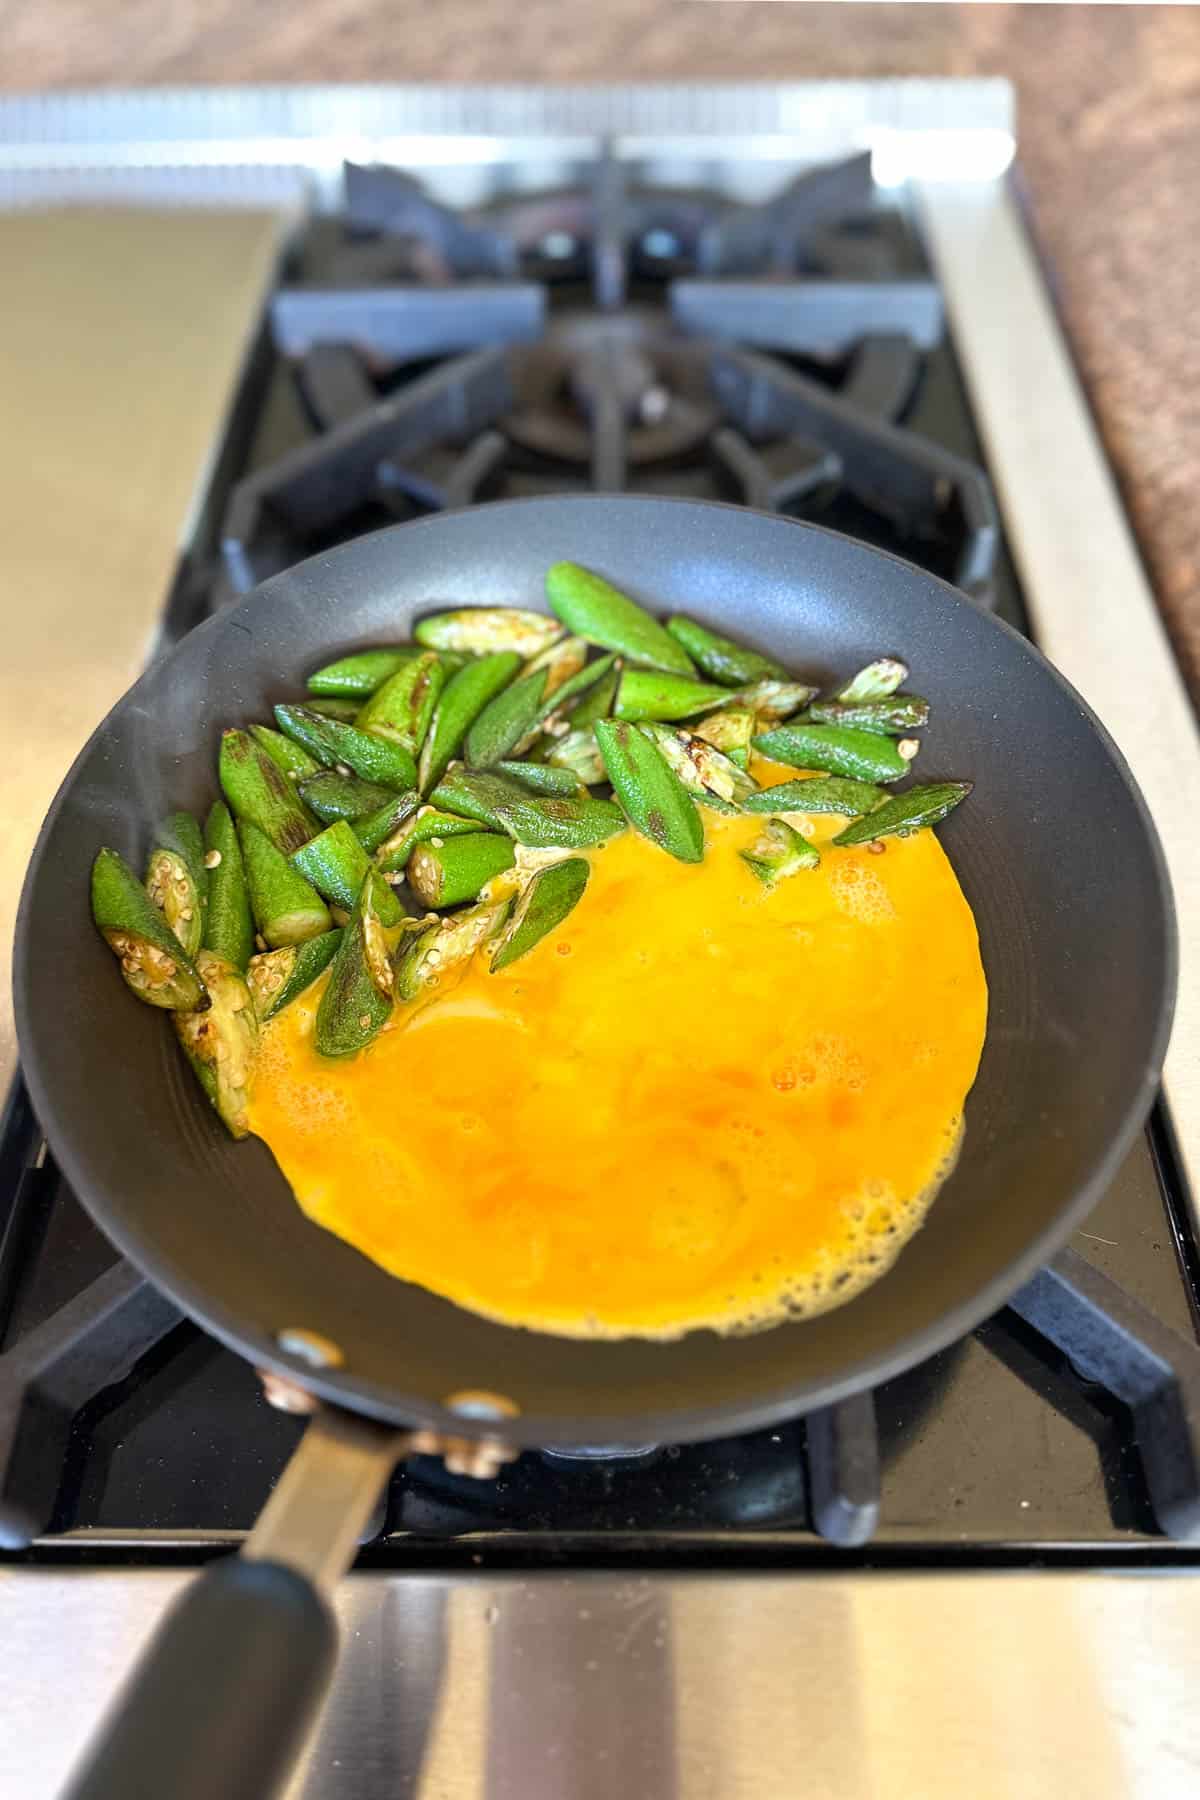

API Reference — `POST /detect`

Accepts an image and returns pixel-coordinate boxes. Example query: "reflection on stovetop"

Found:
[4,149,1200,1562]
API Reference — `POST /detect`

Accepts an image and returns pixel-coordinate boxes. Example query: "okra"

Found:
[494,760,581,796]
[803,697,929,735]
[520,650,619,750]
[464,666,549,767]
[92,847,208,1011]
[314,869,396,1058]
[546,728,606,786]
[742,776,885,816]
[524,633,588,697]
[297,770,397,825]
[354,650,445,757]
[218,729,317,856]
[274,704,418,791]
[393,895,512,1003]
[562,658,620,730]
[290,820,403,924]
[665,616,786,685]
[637,722,756,806]
[307,646,419,698]
[203,802,254,972]
[415,607,562,658]
[432,768,624,850]
[172,950,258,1137]
[375,806,479,873]
[351,792,419,856]
[247,929,343,1022]
[753,723,916,785]
[490,857,589,972]
[832,782,972,846]
[614,669,731,723]
[545,562,695,675]
[408,833,517,909]
[692,704,755,770]
[250,724,321,785]
[239,821,332,948]
[740,818,820,887]
[145,812,207,958]
[594,719,704,864]
[733,679,818,725]
[835,658,909,705]
[308,697,363,723]
[418,650,522,792]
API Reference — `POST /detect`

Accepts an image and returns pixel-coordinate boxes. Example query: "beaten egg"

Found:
[247,764,987,1339]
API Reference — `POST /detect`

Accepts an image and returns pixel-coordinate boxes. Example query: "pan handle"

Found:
[62,1407,404,1800]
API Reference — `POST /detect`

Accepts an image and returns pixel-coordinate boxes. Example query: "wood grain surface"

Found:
[4,1,1198,681]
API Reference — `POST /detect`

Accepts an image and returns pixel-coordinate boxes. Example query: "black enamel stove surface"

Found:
[4,151,1200,1565]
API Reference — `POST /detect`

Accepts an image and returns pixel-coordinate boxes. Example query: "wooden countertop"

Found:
[5,1,1198,682]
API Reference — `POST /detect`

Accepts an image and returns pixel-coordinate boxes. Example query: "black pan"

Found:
[16,498,1174,1800]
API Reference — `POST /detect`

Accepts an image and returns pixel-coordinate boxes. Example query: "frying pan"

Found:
[15,497,1174,1799]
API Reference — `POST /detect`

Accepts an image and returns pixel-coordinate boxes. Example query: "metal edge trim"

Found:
[917,177,1200,1223]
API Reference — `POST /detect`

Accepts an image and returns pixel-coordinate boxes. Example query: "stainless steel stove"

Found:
[2,81,1200,1799]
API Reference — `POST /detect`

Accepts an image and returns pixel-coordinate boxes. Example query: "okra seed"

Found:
[180,907,194,921]
[430,836,445,848]
[335,763,352,777]
[204,850,222,869]
[255,934,267,951]
[898,738,919,761]
[867,840,886,856]
[358,1014,371,1029]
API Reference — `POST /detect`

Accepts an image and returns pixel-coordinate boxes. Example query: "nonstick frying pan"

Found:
[15,497,1174,1799]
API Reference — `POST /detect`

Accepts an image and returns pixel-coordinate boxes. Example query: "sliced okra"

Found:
[218,729,318,856]
[415,607,562,658]
[202,802,254,972]
[250,723,322,784]
[297,770,397,825]
[354,650,445,757]
[740,818,820,887]
[832,782,972,847]
[614,669,731,723]
[145,811,207,959]
[490,857,589,972]
[664,616,786,685]
[374,806,479,873]
[834,658,909,705]
[314,869,397,1057]
[274,704,418,791]
[741,776,886,816]
[92,847,208,1011]
[172,950,258,1137]
[307,646,419,698]
[418,650,522,793]
[290,820,404,924]
[594,719,704,864]
[753,722,915,785]
[803,697,929,735]
[545,562,694,675]
[247,929,343,1022]
[407,833,517,909]
[238,821,332,948]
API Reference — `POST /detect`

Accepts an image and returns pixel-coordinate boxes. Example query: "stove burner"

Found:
[507,312,717,471]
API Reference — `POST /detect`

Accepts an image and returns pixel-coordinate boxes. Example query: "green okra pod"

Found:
[545,562,695,675]
[803,697,930,735]
[832,782,972,846]
[307,646,419,698]
[834,658,909,705]
[247,930,344,1022]
[546,728,606,786]
[218,729,318,855]
[692,705,755,770]
[238,821,332,948]
[636,722,756,805]
[92,847,209,1011]
[464,666,549,767]
[494,760,581,796]
[145,811,207,958]
[274,704,418,791]
[202,802,254,972]
[354,650,445,756]
[374,806,479,873]
[432,768,623,849]
[753,722,916,785]
[418,650,522,793]
[297,770,397,825]
[490,857,590,972]
[172,950,258,1137]
[732,678,818,724]
[561,658,620,730]
[351,792,419,856]
[614,669,731,723]
[407,833,517,909]
[307,697,363,723]
[519,650,619,751]
[594,719,704,864]
[740,818,820,887]
[393,894,513,1003]
[290,820,403,924]
[314,868,396,1058]
[664,616,787,685]
[741,776,886,816]
[415,607,563,659]
[250,724,322,784]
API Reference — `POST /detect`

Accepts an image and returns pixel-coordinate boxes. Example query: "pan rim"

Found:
[13,495,1178,1447]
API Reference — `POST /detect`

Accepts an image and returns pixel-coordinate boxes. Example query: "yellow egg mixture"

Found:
[247,766,987,1339]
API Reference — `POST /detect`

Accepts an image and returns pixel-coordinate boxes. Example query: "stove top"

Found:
[4,130,1200,1569]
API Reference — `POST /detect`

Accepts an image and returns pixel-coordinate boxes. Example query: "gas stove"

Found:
[3,82,1200,1799]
